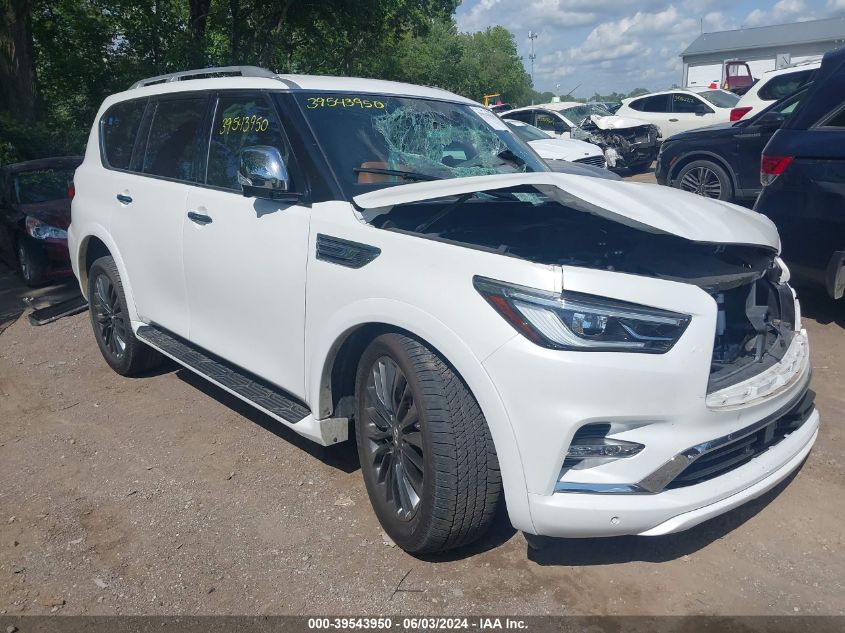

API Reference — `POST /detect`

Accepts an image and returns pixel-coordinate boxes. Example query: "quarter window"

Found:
[504,111,534,125]
[630,95,670,113]
[142,96,208,181]
[824,107,845,128]
[758,70,814,101]
[206,93,290,191]
[100,99,146,170]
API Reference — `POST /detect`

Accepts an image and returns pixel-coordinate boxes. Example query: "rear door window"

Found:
[100,99,147,170]
[206,92,292,191]
[142,96,209,181]
[672,93,711,113]
[535,111,562,132]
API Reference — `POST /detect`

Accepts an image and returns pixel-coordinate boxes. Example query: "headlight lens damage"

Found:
[26,216,67,241]
[474,276,690,353]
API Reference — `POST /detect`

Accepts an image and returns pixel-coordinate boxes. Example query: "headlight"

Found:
[26,216,67,241]
[473,276,690,353]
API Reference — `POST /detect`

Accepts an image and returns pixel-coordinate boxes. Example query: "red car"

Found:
[0,156,82,286]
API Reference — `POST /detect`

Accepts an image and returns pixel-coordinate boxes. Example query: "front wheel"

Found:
[88,256,162,376]
[675,160,733,201]
[354,333,501,553]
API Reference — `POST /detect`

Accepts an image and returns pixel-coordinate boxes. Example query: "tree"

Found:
[0,0,40,118]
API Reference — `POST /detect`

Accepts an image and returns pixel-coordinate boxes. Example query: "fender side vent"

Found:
[316,234,381,268]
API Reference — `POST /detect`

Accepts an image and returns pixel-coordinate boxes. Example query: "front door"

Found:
[181,91,310,397]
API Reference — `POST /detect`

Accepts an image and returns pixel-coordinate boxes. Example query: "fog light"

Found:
[567,437,644,459]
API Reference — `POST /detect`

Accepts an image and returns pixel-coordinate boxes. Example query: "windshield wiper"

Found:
[353,167,442,182]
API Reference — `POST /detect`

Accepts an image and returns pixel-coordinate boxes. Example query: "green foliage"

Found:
[1,0,540,161]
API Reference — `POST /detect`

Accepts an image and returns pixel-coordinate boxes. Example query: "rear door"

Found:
[181,90,310,397]
[108,94,210,338]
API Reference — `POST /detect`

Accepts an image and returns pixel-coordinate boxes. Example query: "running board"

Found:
[135,325,348,446]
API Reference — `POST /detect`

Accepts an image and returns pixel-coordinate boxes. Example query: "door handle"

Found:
[187,211,213,225]
[116,194,133,204]
[668,118,679,122]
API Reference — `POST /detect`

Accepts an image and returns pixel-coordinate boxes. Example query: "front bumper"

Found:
[530,411,817,537]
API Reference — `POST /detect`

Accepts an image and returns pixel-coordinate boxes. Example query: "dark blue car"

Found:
[754,47,845,299]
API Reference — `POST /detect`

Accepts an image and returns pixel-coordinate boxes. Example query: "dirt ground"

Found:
[1,172,844,616]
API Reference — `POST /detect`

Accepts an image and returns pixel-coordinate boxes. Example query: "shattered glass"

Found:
[372,106,519,179]
[292,93,548,197]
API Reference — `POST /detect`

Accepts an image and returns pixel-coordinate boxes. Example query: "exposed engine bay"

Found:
[364,197,793,391]
[575,117,661,169]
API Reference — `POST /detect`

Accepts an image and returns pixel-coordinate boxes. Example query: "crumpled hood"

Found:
[16,200,71,230]
[353,172,780,249]
[528,138,602,161]
[589,114,651,130]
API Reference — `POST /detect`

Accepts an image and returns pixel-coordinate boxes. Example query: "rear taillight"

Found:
[761,155,793,186]
[67,183,75,200]
[730,106,752,121]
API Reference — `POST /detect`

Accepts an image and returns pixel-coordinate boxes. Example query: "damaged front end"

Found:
[355,173,801,407]
[576,116,661,170]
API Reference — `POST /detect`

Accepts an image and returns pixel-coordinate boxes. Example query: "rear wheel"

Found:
[88,256,162,376]
[675,160,733,201]
[354,333,501,553]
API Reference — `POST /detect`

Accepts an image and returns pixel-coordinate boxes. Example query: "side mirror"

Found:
[238,146,290,200]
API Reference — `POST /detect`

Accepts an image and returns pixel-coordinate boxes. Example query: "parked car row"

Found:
[658,47,845,299]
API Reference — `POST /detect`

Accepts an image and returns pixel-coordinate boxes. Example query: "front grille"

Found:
[574,155,606,168]
[666,388,815,489]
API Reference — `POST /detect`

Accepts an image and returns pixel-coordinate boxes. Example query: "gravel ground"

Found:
[1,172,844,616]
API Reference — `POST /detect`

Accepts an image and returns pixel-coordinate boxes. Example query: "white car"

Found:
[731,61,820,121]
[503,102,660,173]
[504,119,606,168]
[617,89,740,139]
[69,66,818,553]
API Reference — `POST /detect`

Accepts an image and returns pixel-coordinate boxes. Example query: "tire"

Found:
[675,160,734,201]
[87,256,162,376]
[16,236,46,287]
[354,333,501,554]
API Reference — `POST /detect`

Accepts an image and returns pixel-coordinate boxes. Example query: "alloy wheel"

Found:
[680,166,722,198]
[362,356,424,520]
[92,273,127,360]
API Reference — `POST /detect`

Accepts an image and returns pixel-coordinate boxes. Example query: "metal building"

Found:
[681,17,845,88]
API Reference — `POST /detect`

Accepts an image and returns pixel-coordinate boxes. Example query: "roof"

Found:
[114,69,476,106]
[682,17,845,57]
[1,156,83,174]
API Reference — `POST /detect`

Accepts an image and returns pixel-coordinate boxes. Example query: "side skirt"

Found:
[135,324,348,446]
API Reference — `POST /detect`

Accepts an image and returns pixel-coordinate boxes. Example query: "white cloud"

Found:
[744,0,813,27]
[455,0,834,95]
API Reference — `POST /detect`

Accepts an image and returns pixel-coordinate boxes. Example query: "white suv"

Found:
[731,62,820,121]
[69,66,819,553]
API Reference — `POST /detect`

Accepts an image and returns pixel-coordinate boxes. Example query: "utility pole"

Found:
[528,31,538,104]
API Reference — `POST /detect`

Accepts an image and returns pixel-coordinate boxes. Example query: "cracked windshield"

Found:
[295,94,547,196]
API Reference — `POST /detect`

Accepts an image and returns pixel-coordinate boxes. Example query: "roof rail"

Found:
[129,65,276,89]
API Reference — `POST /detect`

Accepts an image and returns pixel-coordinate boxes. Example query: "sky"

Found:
[455,0,845,97]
